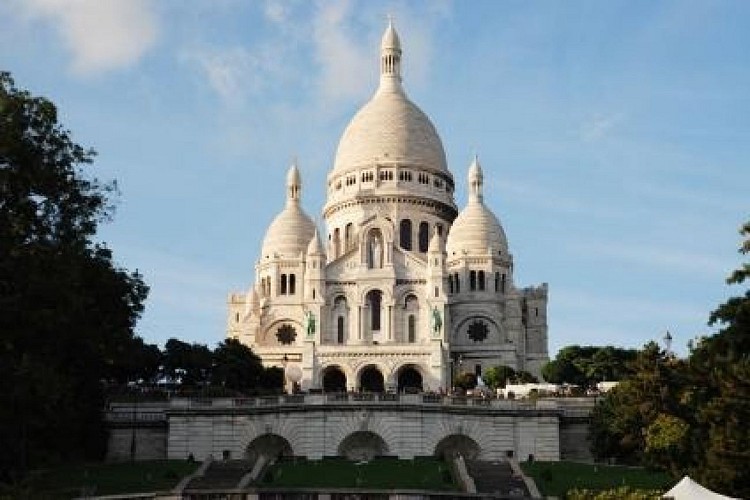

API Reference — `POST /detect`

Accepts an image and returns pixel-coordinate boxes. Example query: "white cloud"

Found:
[311,0,374,106]
[18,0,158,75]
[580,112,625,141]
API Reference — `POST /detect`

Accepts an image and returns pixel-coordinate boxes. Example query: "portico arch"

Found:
[359,364,385,392]
[396,364,424,393]
[434,434,481,460]
[338,431,389,460]
[245,433,293,463]
[322,365,347,392]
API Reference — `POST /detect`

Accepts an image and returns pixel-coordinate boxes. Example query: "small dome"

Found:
[260,163,315,259]
[446,157,508,257]
[445,203,507,257]
[260,204,315,259]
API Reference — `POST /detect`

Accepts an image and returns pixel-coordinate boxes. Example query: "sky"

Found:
[2,0,748,357]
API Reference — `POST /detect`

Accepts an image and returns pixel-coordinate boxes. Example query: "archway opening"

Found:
[245,433,293,463]
[397,365,423,393]
[322,366,347,393]
[365,290,382,331]
[359,365,385,393]
[338,431,388,461]
[434,434,481,460]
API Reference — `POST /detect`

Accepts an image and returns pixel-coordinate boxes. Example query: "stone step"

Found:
[186,459,254,491]
[465,459,530,497]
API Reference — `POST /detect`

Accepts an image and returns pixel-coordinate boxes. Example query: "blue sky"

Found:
[2,0,748,357]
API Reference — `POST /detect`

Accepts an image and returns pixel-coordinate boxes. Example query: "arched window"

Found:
[289,274,296,295]
[469,271,477,291]
[337,316,345,344]
[400,219,412,251]
[280,274,287,295]
[418,222,429,252]
[408,315,416,343]
[454,273,460,293]
[478,271,485,291]
[333,228,341,258]
[502,273,507,293]
[436,223,443,237]
[366,290,382,331]
[345,223,353,251]
[448,275,453,294]
[494,272,500,292]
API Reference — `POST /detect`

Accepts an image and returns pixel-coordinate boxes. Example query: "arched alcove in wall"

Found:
[433,434,481,460]
[245,433,293,463]
[338,431,389,460]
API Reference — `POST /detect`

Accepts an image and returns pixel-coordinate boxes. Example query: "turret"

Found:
[379,18,402,89]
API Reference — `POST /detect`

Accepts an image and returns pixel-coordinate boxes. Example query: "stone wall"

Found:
[105,396,597,463]
[166,395,561,462]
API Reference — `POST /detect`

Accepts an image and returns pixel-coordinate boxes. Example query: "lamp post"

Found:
[663,331,673,356]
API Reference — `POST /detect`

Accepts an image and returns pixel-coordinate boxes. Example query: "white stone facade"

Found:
[166,396,561,462]
[227,22,549,392]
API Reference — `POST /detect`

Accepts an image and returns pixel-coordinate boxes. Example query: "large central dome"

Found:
[331,22,448,176]
[333,87,448,174]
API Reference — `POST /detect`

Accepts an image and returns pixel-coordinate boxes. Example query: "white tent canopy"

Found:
[663,476,739,500]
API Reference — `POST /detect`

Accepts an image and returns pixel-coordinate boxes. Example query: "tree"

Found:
[688,221,750,496]
[162,338,213,386]
[0,72,148,482]
[211,339,264,392]
[483,365,516,389]
[542,345,637,387]
[588,342,691,468]
[587,221,750,497]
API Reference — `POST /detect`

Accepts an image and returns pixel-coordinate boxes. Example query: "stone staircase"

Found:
[465,460,530,497]
[184,459,254,491]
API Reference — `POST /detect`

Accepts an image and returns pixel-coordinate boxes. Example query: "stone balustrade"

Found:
[166,393,566,412]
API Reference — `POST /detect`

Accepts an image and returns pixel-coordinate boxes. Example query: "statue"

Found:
[304,310,316,338]
[431,307,442,336]
[369,235,382,269]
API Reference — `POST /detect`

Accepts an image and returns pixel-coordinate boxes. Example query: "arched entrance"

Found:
[397,365,423,393]
[434,434,481,460]
[322,366,347,392]
[359,365,384,392]
[338,431,389,461]
[245,433,293,463]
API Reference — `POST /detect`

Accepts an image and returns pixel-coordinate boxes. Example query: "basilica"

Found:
[227,22,549,394]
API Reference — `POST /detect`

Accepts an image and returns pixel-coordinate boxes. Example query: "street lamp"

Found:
[663,331,673,356]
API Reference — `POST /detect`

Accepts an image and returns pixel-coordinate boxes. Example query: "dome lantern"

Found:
[468,155,484,203]
[380,18,402,88]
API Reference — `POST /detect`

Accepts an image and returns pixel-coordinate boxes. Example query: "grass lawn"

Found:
[262,457,458,491]
[521,461,673,497]
[20,460,198,499]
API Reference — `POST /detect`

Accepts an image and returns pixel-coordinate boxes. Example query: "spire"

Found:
[379,17,402,90]
[468,154,484,203]
[428,226,442,254]
[286,159,301,205]
[307,228,324,256]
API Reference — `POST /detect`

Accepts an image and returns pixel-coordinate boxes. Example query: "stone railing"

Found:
[167,394,566,412]
[104,410,167,423]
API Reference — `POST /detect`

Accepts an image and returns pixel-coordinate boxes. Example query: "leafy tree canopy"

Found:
[542,345,637,387]
[0,72,149,482]
[588,221,750,498]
